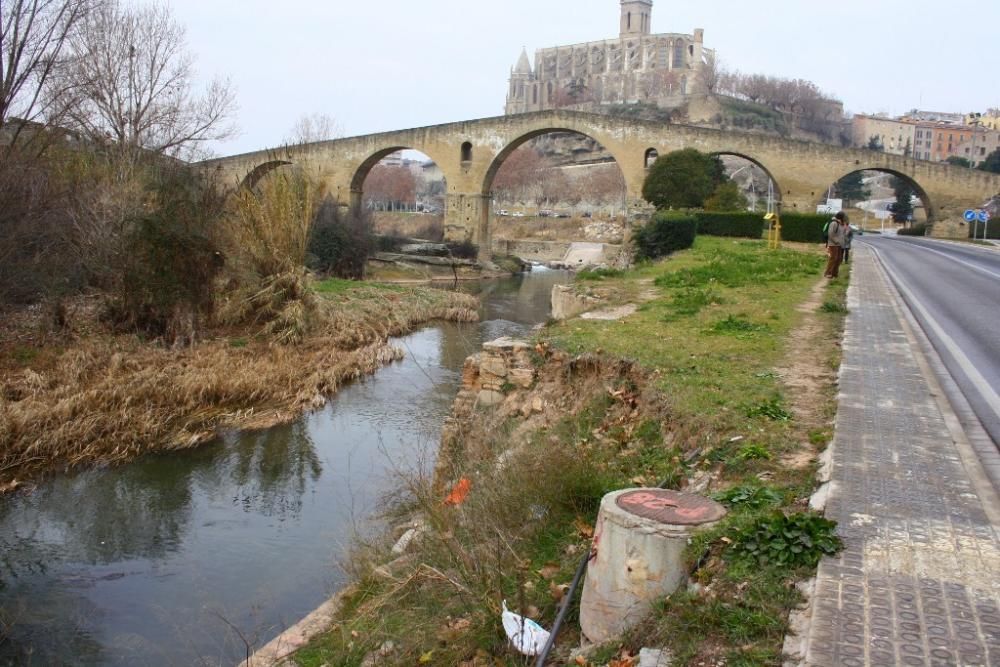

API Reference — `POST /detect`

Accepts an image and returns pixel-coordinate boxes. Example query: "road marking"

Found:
[867,243,1000,425]
[893,239,1000,281]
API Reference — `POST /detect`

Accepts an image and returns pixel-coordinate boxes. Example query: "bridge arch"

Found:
[240,160,293,190]
[827,167,935,223]
[481,127,633,197]
[478,127,632,258]
[710,151,784,209]
[349,145,454,214]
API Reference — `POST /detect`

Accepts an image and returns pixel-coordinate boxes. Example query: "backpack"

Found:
[821,220,832,243]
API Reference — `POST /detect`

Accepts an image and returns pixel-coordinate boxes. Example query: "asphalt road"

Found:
[861,236,1000,448]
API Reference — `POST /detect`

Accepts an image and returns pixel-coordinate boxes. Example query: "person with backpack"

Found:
[824,211,847,279]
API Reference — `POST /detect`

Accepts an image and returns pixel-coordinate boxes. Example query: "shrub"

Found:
[308,198,373,279]
[899,223,928,237]
[695,212,766,239]
[642,149,725,209]
[703,182,749,213]
[731,512,843,568]
[778,213,829,243]
[633,212,698,260]
[102,166,224,343]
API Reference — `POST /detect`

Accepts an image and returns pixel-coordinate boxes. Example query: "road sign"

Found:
[964,209,977,222]
[979,210,991,223]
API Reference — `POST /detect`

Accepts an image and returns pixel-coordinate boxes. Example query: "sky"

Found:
[167,0,1000,157]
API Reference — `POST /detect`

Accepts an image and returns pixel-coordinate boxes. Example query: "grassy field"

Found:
[291,237,849,666]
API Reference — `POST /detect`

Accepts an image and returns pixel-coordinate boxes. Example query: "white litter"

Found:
[501,600,550,656]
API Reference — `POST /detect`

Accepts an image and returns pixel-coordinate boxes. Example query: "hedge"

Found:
[778,213,830,243]
[898,223,928,237]
[694,212,766,239]
[633,212,698,260]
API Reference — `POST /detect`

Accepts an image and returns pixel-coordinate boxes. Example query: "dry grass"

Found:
[294,355,678,666]
[0,283,478,490]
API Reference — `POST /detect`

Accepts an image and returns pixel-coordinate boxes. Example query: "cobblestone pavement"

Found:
[801,245,1000,667]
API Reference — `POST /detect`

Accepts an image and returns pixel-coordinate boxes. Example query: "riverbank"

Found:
[290,237,850,666]
[0,280,478,491]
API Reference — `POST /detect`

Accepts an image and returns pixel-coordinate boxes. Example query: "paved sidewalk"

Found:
[800,245,1000,666]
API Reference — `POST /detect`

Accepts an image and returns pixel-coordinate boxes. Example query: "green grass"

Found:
[312,277,405,296]
[292,237,848,667]
[550,238,824,434]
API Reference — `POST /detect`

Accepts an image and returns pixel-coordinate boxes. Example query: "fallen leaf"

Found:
[575,656,588,666]
[549,581,569,602]
[574,517,594,539]
[444,477,472,505]
[419,650,435,663]
[538,562,561,580]
[450,617,472,631]
[350,630,359,638]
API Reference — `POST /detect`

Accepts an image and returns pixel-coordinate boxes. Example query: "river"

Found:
[0,269,570,666]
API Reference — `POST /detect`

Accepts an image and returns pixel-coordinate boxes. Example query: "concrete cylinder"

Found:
[579,488,726,643]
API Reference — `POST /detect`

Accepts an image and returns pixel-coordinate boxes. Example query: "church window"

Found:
[628,12,631,29]
[461,142,473,163]
[689,45,694,57]
[533,86,538,104]
[673,43,684,68]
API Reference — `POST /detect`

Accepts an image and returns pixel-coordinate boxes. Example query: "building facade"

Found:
[505,0,714,115]
[852,115,916,156]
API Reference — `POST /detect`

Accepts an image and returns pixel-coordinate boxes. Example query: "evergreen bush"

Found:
[308,199,373,279]
[695,212,766,239]
[633,212,698,260]
[778,213,829,243]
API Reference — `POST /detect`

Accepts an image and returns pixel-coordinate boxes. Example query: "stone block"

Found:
[476,390,505,408]
[509,368,536,388]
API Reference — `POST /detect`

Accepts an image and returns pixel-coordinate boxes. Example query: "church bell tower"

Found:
[620,0,653,38]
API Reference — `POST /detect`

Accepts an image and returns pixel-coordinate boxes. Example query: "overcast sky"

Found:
[167,0,1000,157]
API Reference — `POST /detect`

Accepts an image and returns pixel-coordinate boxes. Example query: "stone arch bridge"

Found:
[201,110,1000,258]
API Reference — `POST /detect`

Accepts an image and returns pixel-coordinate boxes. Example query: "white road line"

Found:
[893,239,1000,281]
[868,244,1000,425]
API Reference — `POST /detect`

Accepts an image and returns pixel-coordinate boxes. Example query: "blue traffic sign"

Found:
[964,209,977,222]
[978,210,990,223]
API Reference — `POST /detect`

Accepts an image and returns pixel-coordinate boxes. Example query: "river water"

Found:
[0,269,570,667]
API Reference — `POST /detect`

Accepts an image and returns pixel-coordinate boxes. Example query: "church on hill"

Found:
[505,0,714,115]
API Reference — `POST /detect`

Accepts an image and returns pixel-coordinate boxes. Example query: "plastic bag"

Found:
[501,600,550,656]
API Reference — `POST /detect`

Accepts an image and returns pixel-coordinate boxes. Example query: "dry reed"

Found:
[0,285,479,489]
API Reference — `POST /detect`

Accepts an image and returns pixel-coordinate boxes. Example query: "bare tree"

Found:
[285,112,341,145]
[1,0,97,145]
[57,0,236,160]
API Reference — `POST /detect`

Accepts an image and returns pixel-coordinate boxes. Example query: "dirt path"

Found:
[774,278,839,468]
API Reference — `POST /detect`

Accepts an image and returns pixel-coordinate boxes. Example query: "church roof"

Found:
[515,48,532,74]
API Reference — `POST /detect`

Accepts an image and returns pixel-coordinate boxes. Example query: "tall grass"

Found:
[219,172,325,342]
[0,285,478,487]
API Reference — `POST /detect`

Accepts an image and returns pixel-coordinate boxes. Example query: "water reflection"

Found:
[0,270,570,666]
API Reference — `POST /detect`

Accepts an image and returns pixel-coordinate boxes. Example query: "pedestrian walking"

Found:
[824,212,847,278]
[842,218,854,264]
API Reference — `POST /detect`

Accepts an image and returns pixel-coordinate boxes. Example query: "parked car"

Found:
[538,210,552,217]
[554,212,570,218]
[512,211,526,218]
[497,209,509,216]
